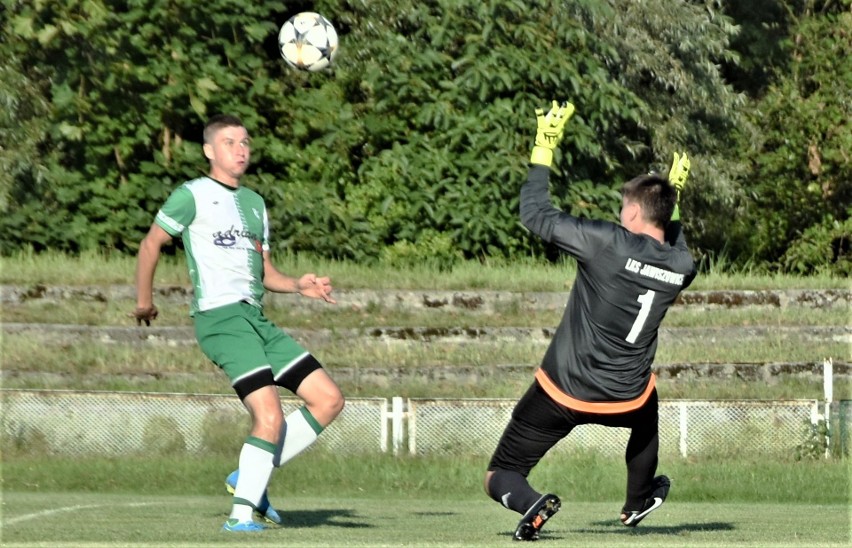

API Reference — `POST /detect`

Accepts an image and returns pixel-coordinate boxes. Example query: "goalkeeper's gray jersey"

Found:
[520,166,697,404]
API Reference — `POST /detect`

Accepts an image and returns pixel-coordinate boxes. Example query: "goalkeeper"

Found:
[484,101,697,541]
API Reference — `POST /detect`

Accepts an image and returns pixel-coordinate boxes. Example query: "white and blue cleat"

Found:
[225,470,283,525]
[222,518,266,532]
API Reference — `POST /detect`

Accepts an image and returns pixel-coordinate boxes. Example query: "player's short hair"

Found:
[203,114,245,144]
[621,173,677,228]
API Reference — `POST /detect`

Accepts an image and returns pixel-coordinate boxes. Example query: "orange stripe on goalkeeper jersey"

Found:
[535,368,655,414]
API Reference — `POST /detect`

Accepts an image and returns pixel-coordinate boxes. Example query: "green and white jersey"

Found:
[155,176,269,315]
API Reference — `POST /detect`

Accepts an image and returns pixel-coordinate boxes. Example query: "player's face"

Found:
[204,126,251,186]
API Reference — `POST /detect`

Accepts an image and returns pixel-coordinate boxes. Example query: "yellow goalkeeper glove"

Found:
[667,151,690,221]
[530,100,575,167]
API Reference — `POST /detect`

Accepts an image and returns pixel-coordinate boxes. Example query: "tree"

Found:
[729,4,851,273]
[1,0,766,271]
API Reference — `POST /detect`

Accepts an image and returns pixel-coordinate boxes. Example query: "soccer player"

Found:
[131,114,345,532]
[484,101,697,541]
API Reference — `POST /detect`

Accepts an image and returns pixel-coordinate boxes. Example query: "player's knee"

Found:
[319,375,345,413]
[326,387,345,419]
[254,406,285,434]
[310,387,344,427]
[483,470,495,496]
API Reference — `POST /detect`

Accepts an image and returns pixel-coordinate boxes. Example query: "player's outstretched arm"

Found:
[130,224,171,326]
[520,100,575,242]
[261,252,336,304]
[667,151,690,221]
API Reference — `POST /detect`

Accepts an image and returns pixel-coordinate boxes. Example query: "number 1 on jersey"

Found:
[626,289,656,343]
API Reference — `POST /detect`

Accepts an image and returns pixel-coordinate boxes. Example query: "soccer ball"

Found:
[278,12,339,72]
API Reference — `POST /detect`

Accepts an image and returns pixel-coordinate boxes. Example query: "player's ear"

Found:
[624,201,641,223]
[203,142,214,161]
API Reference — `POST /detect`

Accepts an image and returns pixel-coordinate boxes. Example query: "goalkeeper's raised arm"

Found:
[518,100,576,243]
[665,151,690,248]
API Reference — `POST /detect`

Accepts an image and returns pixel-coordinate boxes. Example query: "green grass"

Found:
[3,298,850,328]
[1,453,849,546]
[3,333,847,399]
[3,250,847,398]
[3,248,849,290]
[2,494,849,547]
[3,453,848,503]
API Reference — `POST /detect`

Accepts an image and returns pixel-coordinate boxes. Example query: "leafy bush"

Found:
[2,0,847,274]
[380,229,461,271]
[795,419,830,461]
[783,213,852,276]
[1,425,50,457]
[730,11,852,273]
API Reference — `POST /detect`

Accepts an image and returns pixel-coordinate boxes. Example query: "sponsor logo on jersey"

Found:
[213,225,262,249]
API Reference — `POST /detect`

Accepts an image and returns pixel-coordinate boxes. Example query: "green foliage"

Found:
[728,9,852,273]
[2,0,846,274]
[783,212,852,276]
[720,0,792,96]
[795,419,830,461]
[380,229,462,271]
[0,424,50,457]
[1,0,287,252]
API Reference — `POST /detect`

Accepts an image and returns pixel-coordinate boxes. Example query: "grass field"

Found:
[2,492,849,547]
[2,453,849,546]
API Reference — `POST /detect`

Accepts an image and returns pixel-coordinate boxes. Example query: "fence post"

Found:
[679,402,688,458]
[391,397,404,456]
[823,358,833,458]
[380,398,389,453]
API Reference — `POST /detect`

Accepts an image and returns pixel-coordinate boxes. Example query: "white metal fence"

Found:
[2,389,834,459]
[405,397,822,458]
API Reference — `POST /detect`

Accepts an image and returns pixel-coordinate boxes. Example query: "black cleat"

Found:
[513,493,561,541]
[621,475,671,527]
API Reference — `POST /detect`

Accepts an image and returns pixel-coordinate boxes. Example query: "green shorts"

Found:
[193,301,320,397]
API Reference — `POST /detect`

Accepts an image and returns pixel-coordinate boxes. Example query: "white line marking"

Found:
[5,502,155,525]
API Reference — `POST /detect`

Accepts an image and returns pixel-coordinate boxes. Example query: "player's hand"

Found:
[667,152,690,197]
[130,305,159,326]
[298,274,336,304]
[530,100,575,167]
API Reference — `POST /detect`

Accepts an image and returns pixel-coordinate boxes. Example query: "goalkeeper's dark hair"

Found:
[203,114,245,144]
[621,173,677,229]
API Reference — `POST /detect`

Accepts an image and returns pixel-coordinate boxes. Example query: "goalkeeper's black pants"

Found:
[487,381,659,512]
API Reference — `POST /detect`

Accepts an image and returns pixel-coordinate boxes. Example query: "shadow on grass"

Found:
[279,508,373,529]
[582,520,736,534]
[495,530,570,542]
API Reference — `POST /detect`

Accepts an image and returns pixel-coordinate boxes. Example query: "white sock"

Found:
[230,436,275,521]
[273,407,323,467]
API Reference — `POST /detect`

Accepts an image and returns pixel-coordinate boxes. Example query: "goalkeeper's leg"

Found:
[484,382,573,540]
[619,391,667,526]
